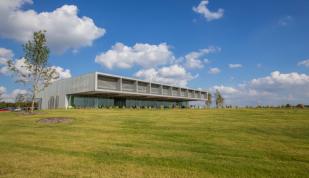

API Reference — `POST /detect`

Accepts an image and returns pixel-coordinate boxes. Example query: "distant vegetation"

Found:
[0,101,307,110]
[215,90,224,108]
[0,101,37,109]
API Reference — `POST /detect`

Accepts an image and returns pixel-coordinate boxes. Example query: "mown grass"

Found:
[0,109,308,178]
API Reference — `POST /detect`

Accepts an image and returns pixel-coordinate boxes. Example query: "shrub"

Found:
[296,104,304,109]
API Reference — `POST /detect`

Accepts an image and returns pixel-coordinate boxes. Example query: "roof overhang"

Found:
[69,89,206,101]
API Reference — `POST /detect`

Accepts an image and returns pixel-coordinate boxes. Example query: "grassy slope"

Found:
[0,109,308,178]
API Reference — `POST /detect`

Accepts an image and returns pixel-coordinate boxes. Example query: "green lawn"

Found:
[0,109,308,178]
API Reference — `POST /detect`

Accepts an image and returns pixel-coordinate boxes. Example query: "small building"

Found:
[37,72,208,109]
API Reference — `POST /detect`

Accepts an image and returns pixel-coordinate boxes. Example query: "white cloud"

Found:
[210,71,309,106]
[193,0,224,21]
[208,67,220,74]
[95,43,221,87]
[184,47,219,69]
[95,42,175,69]
[0,58,29,76]
[0,48,71,81]
[0,48,14,64]
[0,86,6,97]
[229,64,242,68]
[212,85,239,94]
[134,64,195,87]
[298,59,309,68]
[9,89,28,99]
[251,71,309,86]
[0,86,29,102]
[0,0,104,53]
[50,66,72,80]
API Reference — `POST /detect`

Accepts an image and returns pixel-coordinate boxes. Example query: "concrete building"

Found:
[37,72,208,109]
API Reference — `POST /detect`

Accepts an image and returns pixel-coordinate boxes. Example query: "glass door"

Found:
[114,98,126,107]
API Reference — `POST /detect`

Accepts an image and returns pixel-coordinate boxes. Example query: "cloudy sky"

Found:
[0,0,308,106]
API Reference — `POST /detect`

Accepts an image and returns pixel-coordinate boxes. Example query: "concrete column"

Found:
[135,81,138,92]
[192,90,195,98]
[95,97,98,108]
[198,91,202,99]
[65,95,69,109]
[147,82,151,94]
[94,73,98,90]
[169,87,172,96]
[119,78,122,91]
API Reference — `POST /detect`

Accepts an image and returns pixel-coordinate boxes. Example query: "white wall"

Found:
[37,73,96,109]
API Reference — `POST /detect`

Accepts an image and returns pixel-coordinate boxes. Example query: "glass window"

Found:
[69,95,188,108]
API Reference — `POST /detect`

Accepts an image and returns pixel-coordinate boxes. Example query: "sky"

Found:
[0,0,309,106]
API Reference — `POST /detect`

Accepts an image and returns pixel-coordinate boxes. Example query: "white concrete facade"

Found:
[37,72,208,109]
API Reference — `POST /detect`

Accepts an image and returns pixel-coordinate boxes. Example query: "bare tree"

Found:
[8,31,59,112]
[206,92,212,108]
[15,93,30,103]
[215,89,224,108]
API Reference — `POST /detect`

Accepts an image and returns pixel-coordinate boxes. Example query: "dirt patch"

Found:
[37,117,73,124]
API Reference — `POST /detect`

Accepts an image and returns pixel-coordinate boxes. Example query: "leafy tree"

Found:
[8,31,59,112]
[296,104,304,109]
[215,89,224,108]
[206,92,212,108]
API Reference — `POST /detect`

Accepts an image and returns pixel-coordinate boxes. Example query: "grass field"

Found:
[0,109,308,178]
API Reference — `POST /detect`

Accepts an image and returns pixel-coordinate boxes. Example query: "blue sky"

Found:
[0,0,309,105]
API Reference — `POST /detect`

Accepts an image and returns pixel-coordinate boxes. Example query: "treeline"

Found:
[207,90,307,109]
[222,104,308,109]
[0,102,38,108]
[253,104,307,109]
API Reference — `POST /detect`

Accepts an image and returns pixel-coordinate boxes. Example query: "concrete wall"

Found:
[38,72,208,110]
[37,73,96,109]
[95,72,208,101]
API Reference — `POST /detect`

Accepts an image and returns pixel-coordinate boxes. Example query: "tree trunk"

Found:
[30,95,35,113]
[30,87,36,113]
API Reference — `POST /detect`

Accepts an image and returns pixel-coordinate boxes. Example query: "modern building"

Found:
[37,72,208,109]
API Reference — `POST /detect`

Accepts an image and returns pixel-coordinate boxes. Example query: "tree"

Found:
[206,92,212,108]
[296,104,304,109]
[8,31,59,112]
[15,93,30,103]
[215,89,224,108]
[15,93,30,108]
[285,104,291,108]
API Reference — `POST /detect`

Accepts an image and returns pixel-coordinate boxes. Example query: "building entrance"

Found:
[114,98,126,107]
